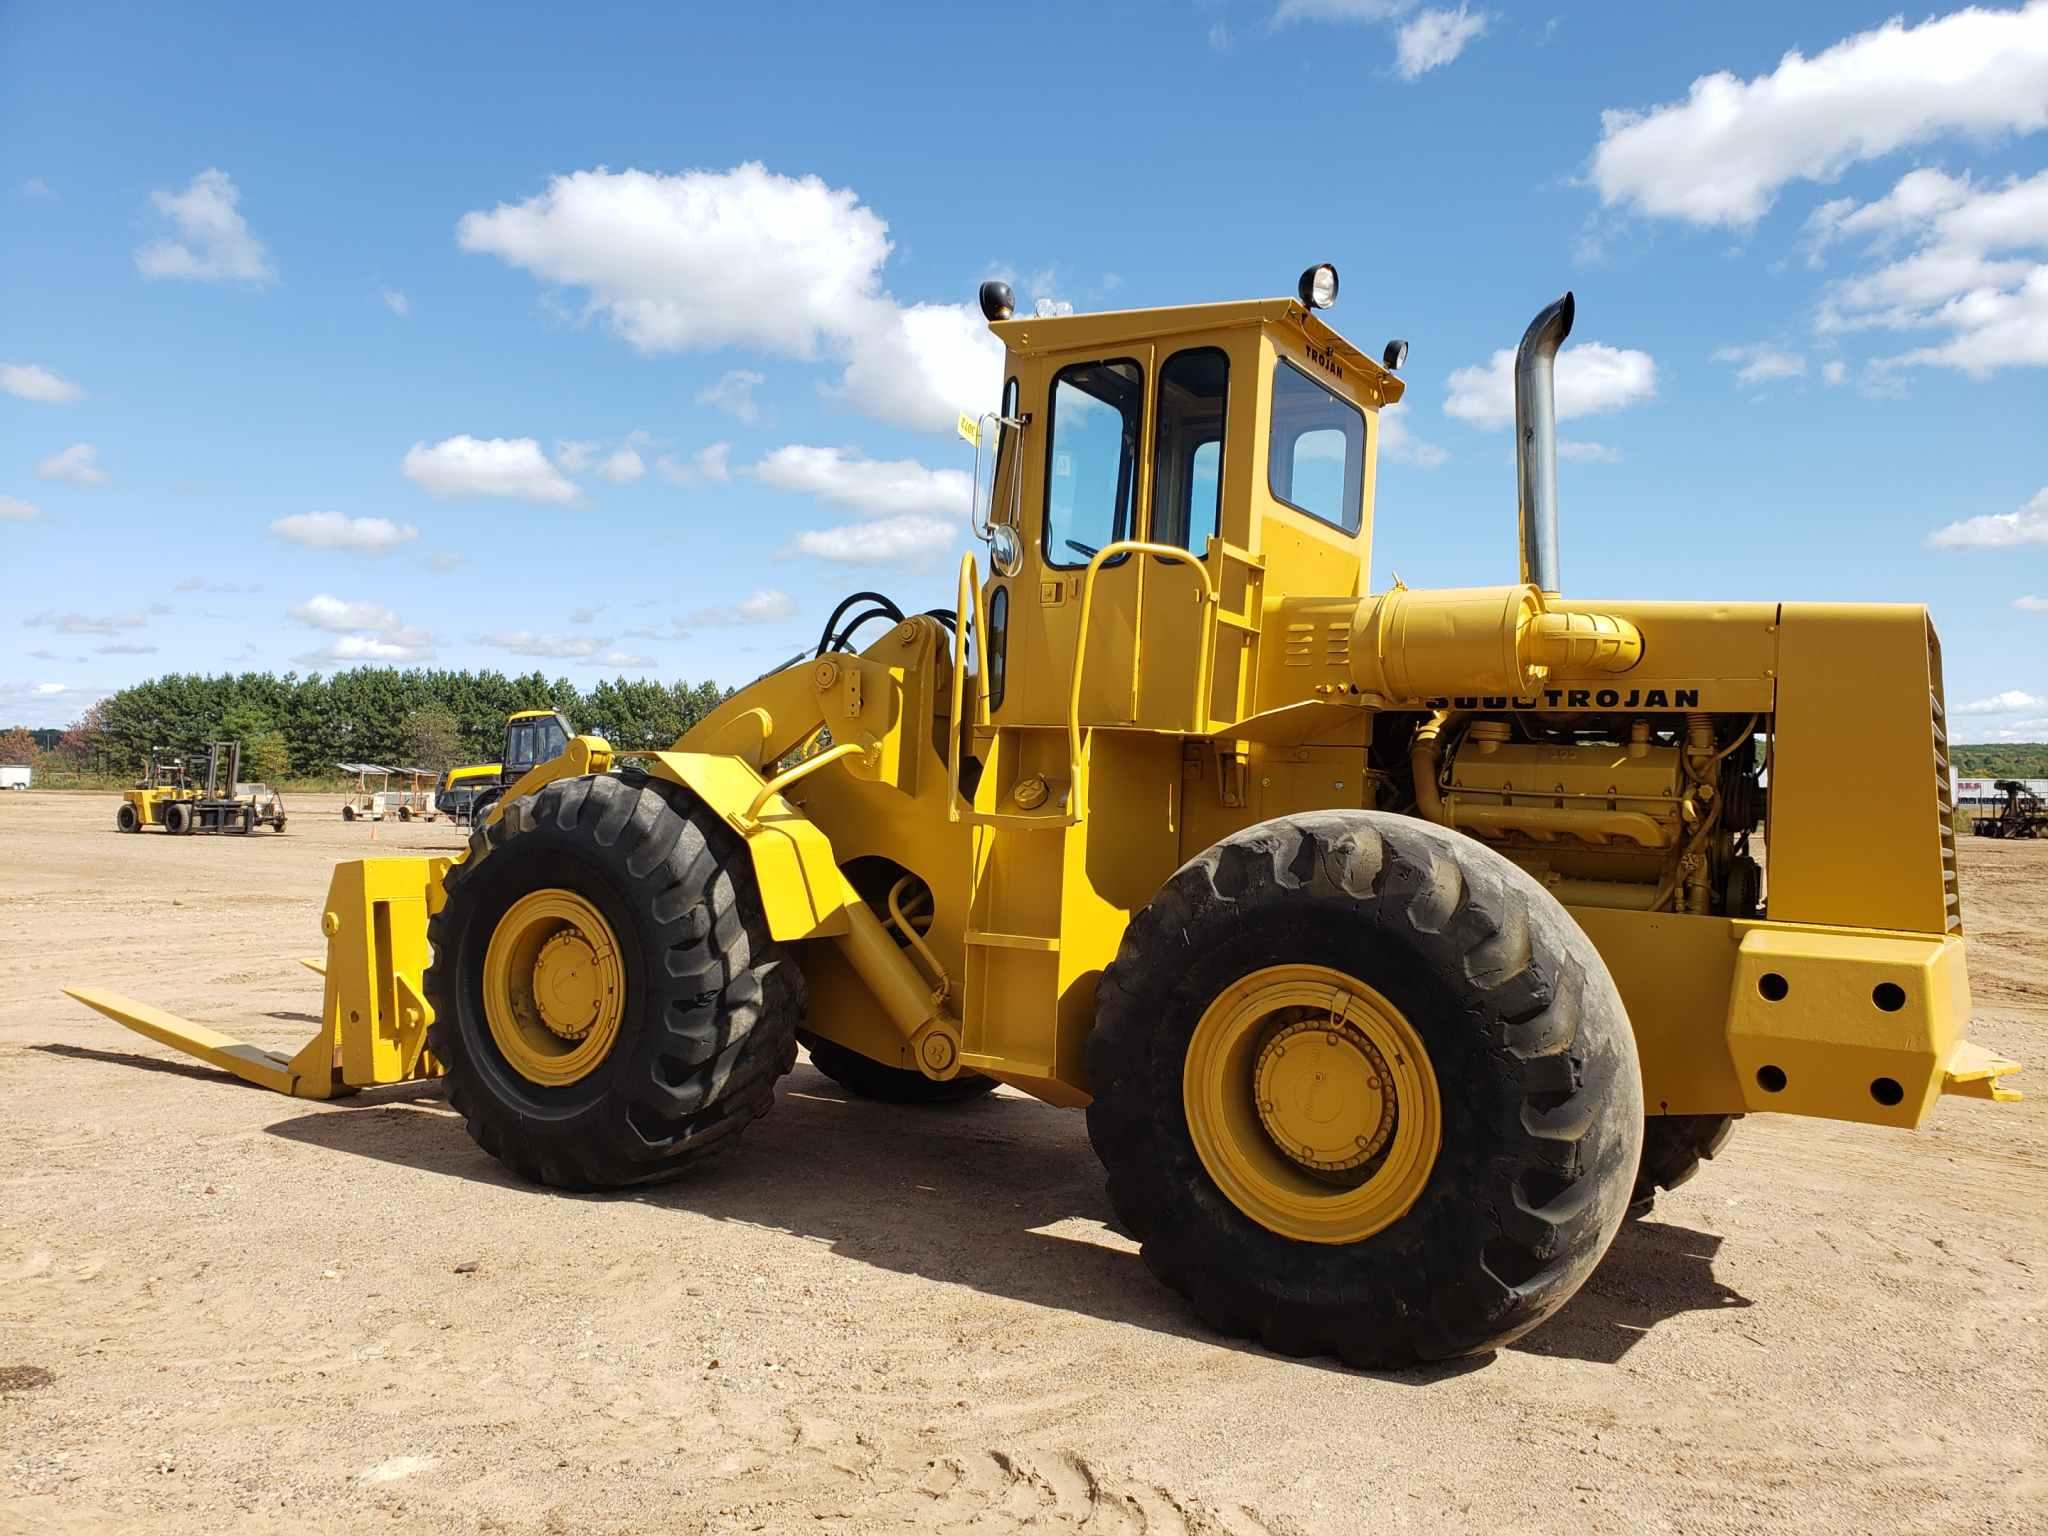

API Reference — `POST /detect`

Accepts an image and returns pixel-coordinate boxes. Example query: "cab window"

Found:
[536,715,568,762]
[1153,348,1228,553]
[1043,359,1144,568]
[505,723,536,772]
[1268,357,1365,534]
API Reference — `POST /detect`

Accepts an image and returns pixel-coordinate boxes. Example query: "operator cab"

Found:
[970,266,1404,732]
[503,710,572,780]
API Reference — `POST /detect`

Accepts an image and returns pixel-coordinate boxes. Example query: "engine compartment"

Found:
[1403,710,1765,917]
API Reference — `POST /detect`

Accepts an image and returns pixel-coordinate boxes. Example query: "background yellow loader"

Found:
[71,269,2019,1367]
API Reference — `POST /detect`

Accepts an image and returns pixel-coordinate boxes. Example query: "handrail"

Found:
[741,740,868,826]
[1067,541,1218,822]
[945,553,987,823]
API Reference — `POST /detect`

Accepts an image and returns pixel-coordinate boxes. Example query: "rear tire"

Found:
[1088,811,1642,1367]
[116,803,140,833]
[342,804,356,822]
[800,1031,1000,1104]
[1628,1113,1736,1217]
[424,774,804,1188]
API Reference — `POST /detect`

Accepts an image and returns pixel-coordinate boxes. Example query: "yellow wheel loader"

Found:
[70,271,2021,1366]
[437,709,574,825]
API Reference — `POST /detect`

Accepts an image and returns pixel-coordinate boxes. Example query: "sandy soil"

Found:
[2,790,2043,1535]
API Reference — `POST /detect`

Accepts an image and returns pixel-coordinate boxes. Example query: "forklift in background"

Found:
[114,750,199,832]
[120,742,287,835]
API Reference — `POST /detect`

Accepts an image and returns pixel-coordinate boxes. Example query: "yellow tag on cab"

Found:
[956,412,981,447]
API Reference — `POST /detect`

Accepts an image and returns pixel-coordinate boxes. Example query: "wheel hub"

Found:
[1254,1018,1396,1172]
[1182,963,1442,1245]
[532,931,605,1039]
[481,888,625,1087]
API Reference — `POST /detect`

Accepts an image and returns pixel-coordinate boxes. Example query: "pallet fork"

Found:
[67,859,447,1098]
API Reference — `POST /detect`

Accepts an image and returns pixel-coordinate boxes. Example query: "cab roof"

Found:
[988,298,1405,406]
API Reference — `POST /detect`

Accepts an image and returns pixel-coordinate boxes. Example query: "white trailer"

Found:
[0,764,31,790]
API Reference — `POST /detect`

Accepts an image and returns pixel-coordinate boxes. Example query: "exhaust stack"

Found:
[1514,292,1574,594]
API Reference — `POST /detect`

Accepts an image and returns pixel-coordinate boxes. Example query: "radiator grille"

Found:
[1929,620,1961,934]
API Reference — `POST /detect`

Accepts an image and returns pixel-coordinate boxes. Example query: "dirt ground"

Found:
[1,790,2042,1535]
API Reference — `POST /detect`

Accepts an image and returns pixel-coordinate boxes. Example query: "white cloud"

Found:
[135,168,275,283]
[555,440,598,472]
[1926,487,2048,549]
[1955,689,2048,715]
[24,609,146,635]
[21,178,52,199]
[595,446,645,484]
[0,680,110,729]
[428,551,465,573]
[1590,5,2048,229]
[381,288,410,317]
[685,589,798,626]
[402,435,580,504]
[657,442,732,486]
[750,444,970,517]
[1822,359,1848,385]
[1443,342,1658,429]
[288,595,433,663]
[1712,342,1806,386]
[95,642,157,656]
[1394,6,1488,79]
[696,369,765,423]
[1814,168,2048,378]
[1377,402,1447,467]
[0,496,40,522]
[2015,595,2048,612]
[479,630,610,660]
[597,649,654,668]
[290,595,401,632]
[294,633,434,666]
[786,513,958,567]
[456,164,1003,434]
[1557,439,1623,463]
[1,362,83,403]
[270,511,420,554]
[36,442,106,486]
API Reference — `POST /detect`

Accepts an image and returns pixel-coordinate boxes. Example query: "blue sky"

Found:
[3,1,2045,737]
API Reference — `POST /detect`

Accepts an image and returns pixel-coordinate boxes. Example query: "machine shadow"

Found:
[34,1041,235,1084]
[1513,1218,1751,1364]
[264,1066,1733,1374]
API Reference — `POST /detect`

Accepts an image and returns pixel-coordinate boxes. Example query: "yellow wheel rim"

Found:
[482,888,625,1087]
[1184,963,1440,1245]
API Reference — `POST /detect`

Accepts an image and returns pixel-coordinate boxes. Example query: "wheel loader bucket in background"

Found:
[66,857,447,1098]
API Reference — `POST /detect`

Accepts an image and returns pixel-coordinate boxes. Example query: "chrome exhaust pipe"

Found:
[1514,292,1574,594]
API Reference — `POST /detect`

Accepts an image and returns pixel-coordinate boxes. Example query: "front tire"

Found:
[423,774,803,1188]
[1088,811,1642,1368]
[162,802,192,835]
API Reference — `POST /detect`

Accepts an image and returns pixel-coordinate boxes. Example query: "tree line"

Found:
[1953,745,2048,779]
[5,668,733,785]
